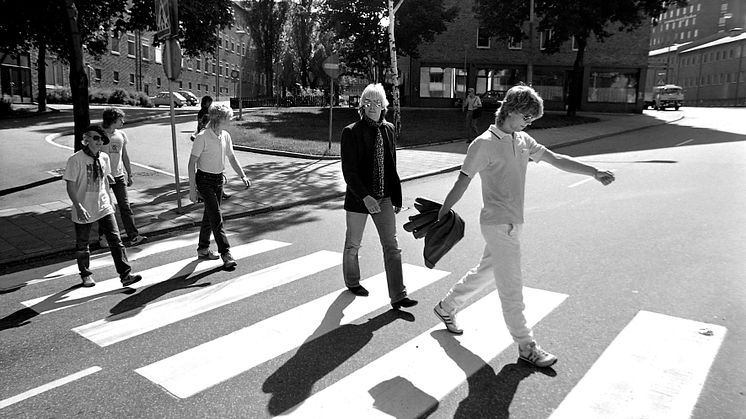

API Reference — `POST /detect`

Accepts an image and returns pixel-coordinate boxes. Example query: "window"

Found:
[188,82,192,89]
[231,40,235,52]
[111,34,120,55]
[532,68,565,101]
[155,45,162,64]
[540,30,554,50]
[113,71,119,83]
[157,77,161,88]
[196,58,201,72]
[127,34,136,57]
[129,73,135,85]
[587,70,639,103]
[418,66,465,98]
[477,67,526,94]
[477,28,490,48]
[94,68,102,81]
[142,41,150,61]
[571,36,579,51]
[508,37,522,50]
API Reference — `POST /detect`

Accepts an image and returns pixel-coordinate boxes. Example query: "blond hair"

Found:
[208,103,234,126]
[358,83,389,111]
[495,84,544,126]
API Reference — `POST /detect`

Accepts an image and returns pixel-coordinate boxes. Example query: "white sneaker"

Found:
[81,275,96,287]
[433,302,463,335]
[519,342,557,368]
[130,235,147,246]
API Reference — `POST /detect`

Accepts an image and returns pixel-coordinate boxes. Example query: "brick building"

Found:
[397,0,652,113]
[1,2,261,105]
[650,0,745,49]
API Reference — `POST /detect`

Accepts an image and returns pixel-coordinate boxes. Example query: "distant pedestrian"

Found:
[64,125,142,288]
[340,83,417,310]
[462,88,482,140]
[188,103,250,269]
[98,107,146,248]
[433,85,615,368]
[190,95,213,141]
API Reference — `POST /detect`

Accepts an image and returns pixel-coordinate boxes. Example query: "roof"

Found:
[681,32,746,53]
[649,43,690,57]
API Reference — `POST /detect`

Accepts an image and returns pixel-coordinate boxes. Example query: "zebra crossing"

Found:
[0,234,728,417]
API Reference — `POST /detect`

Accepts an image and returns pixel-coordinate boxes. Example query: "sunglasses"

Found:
[85,134,104,142]
[362,100,383,109]
[521,114,534,123]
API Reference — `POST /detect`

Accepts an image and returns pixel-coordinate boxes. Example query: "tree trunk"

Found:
[64,0,90,152]
[388,0,403,141]
[567,37,586,117]
[37,42,47,112]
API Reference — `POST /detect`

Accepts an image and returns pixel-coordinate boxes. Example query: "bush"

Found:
[47,87,72,104]
[134,91,153,107]
[108,88,129,105]
[89,88,111,104]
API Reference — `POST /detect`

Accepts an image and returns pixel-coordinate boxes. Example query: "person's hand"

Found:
[76,204,90,222]
[363,196,381,214]
[594,169,616,186]
[436,208,449,224]
[106,174,115,185]
[189,134,196,142]
[394,206,401,214]
[127,174,134,187]
[189,187,199,203]
[241,176,251,189]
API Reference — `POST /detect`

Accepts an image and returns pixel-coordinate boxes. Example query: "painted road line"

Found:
[0,366,102,409]
[676,138,694,146]
[278,287,568,418]
[21,239,289,315]
[35,232,228,282]
[135,264,450,399]
[549,310,726,419]
[73,250,342,347]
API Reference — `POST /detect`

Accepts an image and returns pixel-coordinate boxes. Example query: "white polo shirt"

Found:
[190,128,232,174]
[460,125,547,225]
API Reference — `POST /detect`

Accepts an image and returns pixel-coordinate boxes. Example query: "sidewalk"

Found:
[0,110,682,270]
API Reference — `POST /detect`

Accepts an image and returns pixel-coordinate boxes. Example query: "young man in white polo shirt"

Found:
[433,85,615,367]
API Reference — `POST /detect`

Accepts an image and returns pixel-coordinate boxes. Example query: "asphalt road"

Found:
[0,109,744,418]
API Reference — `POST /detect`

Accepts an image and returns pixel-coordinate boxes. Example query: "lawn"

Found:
[227,106,599,156]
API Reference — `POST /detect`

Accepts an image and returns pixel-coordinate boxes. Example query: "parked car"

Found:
[479,90,505,109]
[151,91,186,107]
[178,90,199,106]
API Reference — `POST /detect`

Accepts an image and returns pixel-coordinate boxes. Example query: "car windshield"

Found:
[662,88,681,94]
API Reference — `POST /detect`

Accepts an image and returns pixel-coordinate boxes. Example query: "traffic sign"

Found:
[155,0,179,42]
[231,70,240,80]
[323,54,340,78]
[162,39,182,81]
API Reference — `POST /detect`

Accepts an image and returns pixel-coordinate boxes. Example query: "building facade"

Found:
[650,0,745,49]
[7,2,260,105]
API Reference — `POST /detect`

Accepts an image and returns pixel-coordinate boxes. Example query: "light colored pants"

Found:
[441,223,533,345]
[343,197,407,302]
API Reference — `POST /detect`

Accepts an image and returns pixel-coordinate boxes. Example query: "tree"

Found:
[0,0,234,151]
[241,0,290,98]
[289,0,318,88]
[475,0,687,116]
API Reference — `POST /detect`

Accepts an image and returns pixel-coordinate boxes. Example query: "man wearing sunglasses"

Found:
[63,125,142,288]
[433,85,615,368]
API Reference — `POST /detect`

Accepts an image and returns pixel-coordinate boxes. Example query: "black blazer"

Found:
[340,118,402,213]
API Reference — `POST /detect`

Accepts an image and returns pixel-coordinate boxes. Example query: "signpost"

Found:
[323,54,340,149]
[156,0,183,210]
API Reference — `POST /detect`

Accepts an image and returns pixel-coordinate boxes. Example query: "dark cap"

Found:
[83,125,110,145]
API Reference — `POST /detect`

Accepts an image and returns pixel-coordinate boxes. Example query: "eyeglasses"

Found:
[521,114,534,123]
[362,99,383,109]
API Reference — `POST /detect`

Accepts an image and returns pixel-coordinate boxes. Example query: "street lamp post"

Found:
[236,29,248,119]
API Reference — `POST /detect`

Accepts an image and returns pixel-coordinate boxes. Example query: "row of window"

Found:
[650,29,700,46]
[475,29,577,51]
[680,47,742,66]
[418,66,638,104]
[654,15,698,32]
[657,3,702,21]
[680,72,746,87]
[111,33,247,62]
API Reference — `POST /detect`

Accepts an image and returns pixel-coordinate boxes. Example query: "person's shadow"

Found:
[432,331,556,419]
[262,291,416,416]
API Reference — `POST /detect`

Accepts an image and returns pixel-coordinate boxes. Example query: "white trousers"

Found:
[441,223,533,345]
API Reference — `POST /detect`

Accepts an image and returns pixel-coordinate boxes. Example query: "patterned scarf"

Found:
[82,145,104,181]
[362,114,385,198]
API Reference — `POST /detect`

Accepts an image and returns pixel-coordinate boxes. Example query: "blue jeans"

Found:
[75,213,132,280]
[343,197,407,302]
[101,175,138,240]
[196,170,230,254]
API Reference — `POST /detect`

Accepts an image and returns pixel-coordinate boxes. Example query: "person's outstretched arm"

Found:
[541,149,615,185]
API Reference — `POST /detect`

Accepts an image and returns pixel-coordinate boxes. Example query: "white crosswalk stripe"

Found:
[135,264,450,399]
[549,311,727,419]
[272,287,568,417]
[72,250,342,347]
[21,239,289,314]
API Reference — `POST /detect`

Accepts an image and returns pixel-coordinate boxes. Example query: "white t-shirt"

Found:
[190,128,232,174]
[101,129,127,178]
[461,125,546,225]
[63,150,114,223]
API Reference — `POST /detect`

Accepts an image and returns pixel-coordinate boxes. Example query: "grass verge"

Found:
[228,106,599,156]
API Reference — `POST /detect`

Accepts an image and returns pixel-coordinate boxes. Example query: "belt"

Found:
[196,170,224,179]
